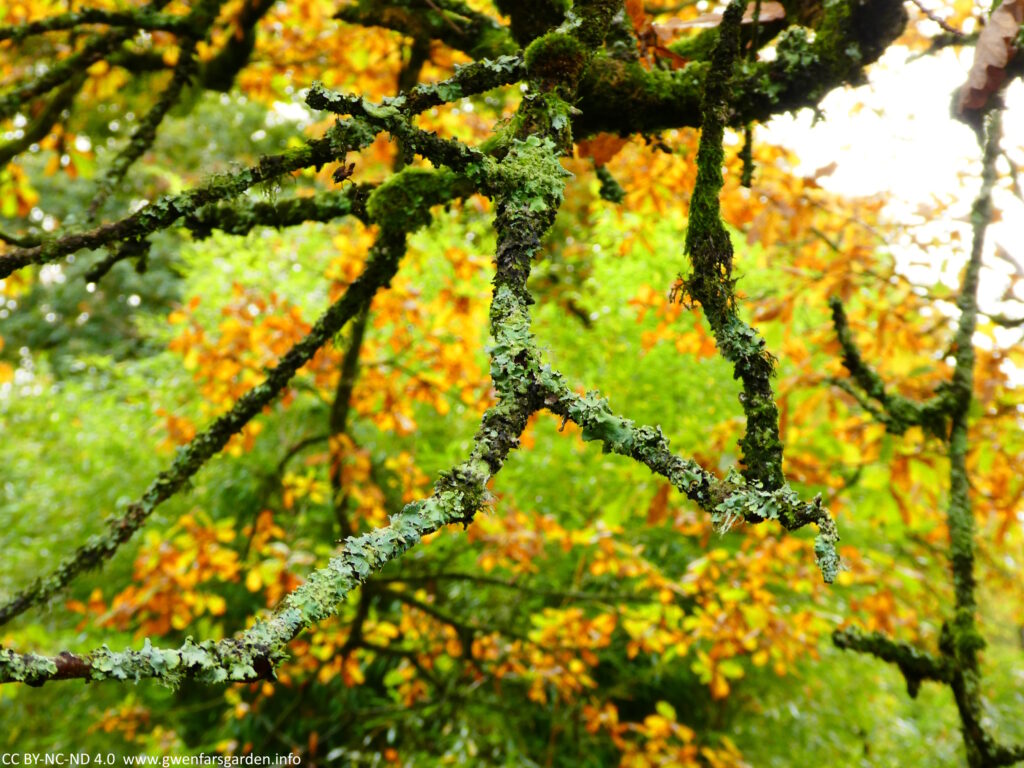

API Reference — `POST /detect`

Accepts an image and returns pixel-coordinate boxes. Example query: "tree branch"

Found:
[0,8,195,41]
[832,627,951,698]
[335,0,517,61]
[0,118,380,278]
[828,296,952,438]
[0,229,408,627]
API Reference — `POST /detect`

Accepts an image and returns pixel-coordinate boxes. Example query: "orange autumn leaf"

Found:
[577,132,629,166]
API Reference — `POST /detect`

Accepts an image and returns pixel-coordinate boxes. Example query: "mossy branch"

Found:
[335,0,517,61]
[184,184,375,239]
[0,118,380,278]
[0,230,411,628]
[832,627,952,698]
[828,297,951,438]
[87,0,221,219]
[573,0,908,138]
[681,0,784,491]
[0,8,194,41]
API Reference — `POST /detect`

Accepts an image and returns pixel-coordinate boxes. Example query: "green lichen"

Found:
[539,376,839,583]
[491,136,572,213]
[0,649,58,684]
[395,55,525,114]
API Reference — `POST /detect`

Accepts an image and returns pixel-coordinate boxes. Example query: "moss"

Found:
[678,2,786,491]
[524,31,588,92]
[366,167,457,231]
[573,0,907,137]
[574,55,706,136]
[670,28,721,61]
[569,0,623,47]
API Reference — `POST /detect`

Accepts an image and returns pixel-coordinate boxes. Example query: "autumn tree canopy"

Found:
[0,0,1022,765]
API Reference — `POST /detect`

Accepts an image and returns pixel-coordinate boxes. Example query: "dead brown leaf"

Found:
[957,0,1024,113]
[655,1,785,38]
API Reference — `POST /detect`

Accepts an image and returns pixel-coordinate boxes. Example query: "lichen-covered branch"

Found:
[87,0,219,219]
[0,125,561,684]
[400,55,525,114]
[0,119,379,278]
[0,0,862,689]
[0,154,478,626]
[184,184,374,239]
[680,0,784,491]
[833,627,952,697]
[832,109,1023,768]
[0,438,504,686]
[306,84,487,174]
[829,296,951,437]
[0,229,409,628]
[0,8,194,41]
[540,381,840,582]
[335,0,517,61]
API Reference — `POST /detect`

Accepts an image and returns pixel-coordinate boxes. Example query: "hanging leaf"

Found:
[653,1,786,40]
[957,0,1024,113]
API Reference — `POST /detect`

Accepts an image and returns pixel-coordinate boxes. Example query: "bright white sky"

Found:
[761,42,1024,351]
